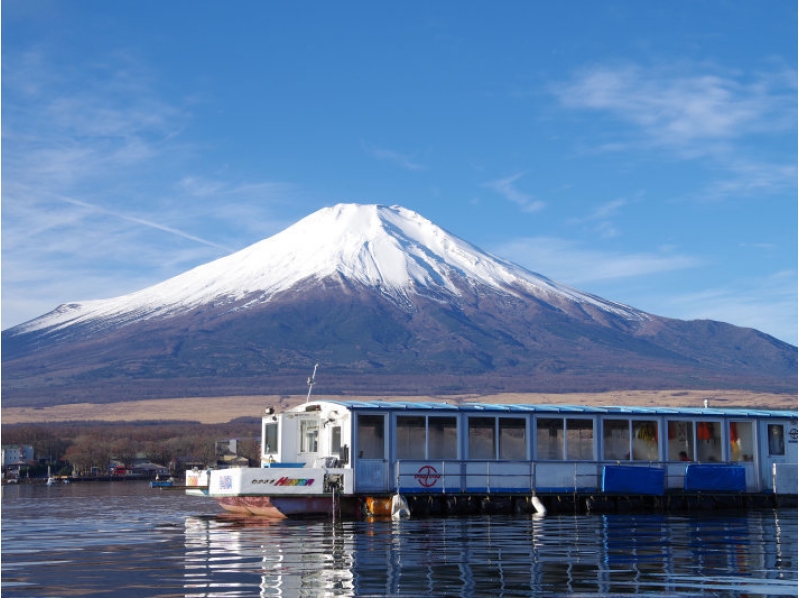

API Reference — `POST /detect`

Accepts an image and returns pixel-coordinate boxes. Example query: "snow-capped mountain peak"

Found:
[14,203,644,334]
[6,203,796,405]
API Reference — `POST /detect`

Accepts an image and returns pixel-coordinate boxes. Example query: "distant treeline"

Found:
[2,419,262,477]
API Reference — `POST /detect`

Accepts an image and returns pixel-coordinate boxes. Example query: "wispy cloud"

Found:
[656,269,798,345]
[1,49,290,329]
[178,176,293,202]
[493,235,796,344]
[56,196,233,251]
[363,141,427,171]
[554,64,795,149]
[483,172,546,213]
[552,63,797,200]
[701,158,797,201]
[492,236,701,284]
[568,197,634,239]
[4,50,186,190]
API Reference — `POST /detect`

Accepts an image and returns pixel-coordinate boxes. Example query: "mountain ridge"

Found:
[8,203,645,337]
[3,203,796,407]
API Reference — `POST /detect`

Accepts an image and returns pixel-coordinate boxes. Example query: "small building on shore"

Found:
[1,445,35,479]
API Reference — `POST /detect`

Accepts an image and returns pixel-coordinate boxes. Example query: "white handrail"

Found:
[392,459,716,494]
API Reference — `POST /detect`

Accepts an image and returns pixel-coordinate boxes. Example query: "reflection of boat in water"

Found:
[182,510,796,597]
[188,370,798,519]
[183,515,356,595]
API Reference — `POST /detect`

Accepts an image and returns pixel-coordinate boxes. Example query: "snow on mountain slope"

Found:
[13,204,647,334]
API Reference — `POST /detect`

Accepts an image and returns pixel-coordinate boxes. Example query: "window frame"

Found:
[536,416,595,461]
[299,419,319,454]
[263,421,278,455]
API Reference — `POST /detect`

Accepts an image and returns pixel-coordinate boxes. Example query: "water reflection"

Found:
[1,484,795,597]
[184,516,356,596]
[183,511,798,597]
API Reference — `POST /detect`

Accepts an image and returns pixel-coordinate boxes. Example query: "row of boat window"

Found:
[267,414,787,464]
[355,415,784,463]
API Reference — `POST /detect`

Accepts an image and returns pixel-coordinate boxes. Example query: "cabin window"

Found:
[632,420,658,461]
[397,416,427,459]
[330,426,342,455]
[566,419,594,460]
[695,421,721,462]
[428,416,457,459]
[263,422,278,455]
[499,418,527,460]
[396,415,458,460]
[768,424,785,456]
[300,420,319,453]
[729,421,754,461]
[357,414,384,459]
[468,417,496,460]
[537,418,564,460]
[603,420,630,460]
[667,420,694,461]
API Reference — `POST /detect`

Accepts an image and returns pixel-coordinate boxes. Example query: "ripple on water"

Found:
[1,483,797,597]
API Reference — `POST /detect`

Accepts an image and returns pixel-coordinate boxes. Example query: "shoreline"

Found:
[2,389,796,425]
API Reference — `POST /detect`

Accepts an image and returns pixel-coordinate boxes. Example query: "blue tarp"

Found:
[602,465,665,496]
[684,464,746,492]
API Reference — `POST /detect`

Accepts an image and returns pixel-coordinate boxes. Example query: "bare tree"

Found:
[111,437,137,468]
[237,437,261,466]
[144,440,175,469]
[64,436,110,475]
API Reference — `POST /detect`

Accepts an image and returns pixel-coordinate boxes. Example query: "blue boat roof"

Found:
[308,399,797,419]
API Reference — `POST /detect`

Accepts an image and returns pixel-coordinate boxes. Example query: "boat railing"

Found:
[391,459,740,495]
[394,459,606,494]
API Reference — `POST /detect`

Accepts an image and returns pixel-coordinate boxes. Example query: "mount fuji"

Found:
[3,204,796,407]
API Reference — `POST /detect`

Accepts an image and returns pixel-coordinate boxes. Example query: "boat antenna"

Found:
[306,363,319,403]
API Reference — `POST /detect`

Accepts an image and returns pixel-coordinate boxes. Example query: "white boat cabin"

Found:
[260,400,798,496]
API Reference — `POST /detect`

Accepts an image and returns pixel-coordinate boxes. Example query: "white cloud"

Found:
[177,176,228,197]
[650,270,798,345]
[56,195,233,251]
[554,64,795,149]
[568,197,634,239]
[588,198,628,220]
[3,50,186,191]
[363,142,427,171]
[700,159,797,201]
[1,49,293,329]
[492,235,796,345]
[492,236,701,284]
[552,63,797,201]
[492,237,798,345]
[483,172,546,213]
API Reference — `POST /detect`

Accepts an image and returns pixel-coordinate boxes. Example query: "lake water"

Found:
[1,482,796,597]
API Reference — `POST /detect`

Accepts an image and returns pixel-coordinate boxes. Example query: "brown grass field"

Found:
[2,390,796,425]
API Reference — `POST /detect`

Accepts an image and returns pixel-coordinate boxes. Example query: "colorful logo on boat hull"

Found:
[250,477,315,487]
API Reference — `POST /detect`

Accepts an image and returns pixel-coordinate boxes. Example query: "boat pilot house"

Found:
[193,400,798,519]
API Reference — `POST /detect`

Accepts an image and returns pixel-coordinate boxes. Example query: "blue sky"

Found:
[2,2,797,345]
